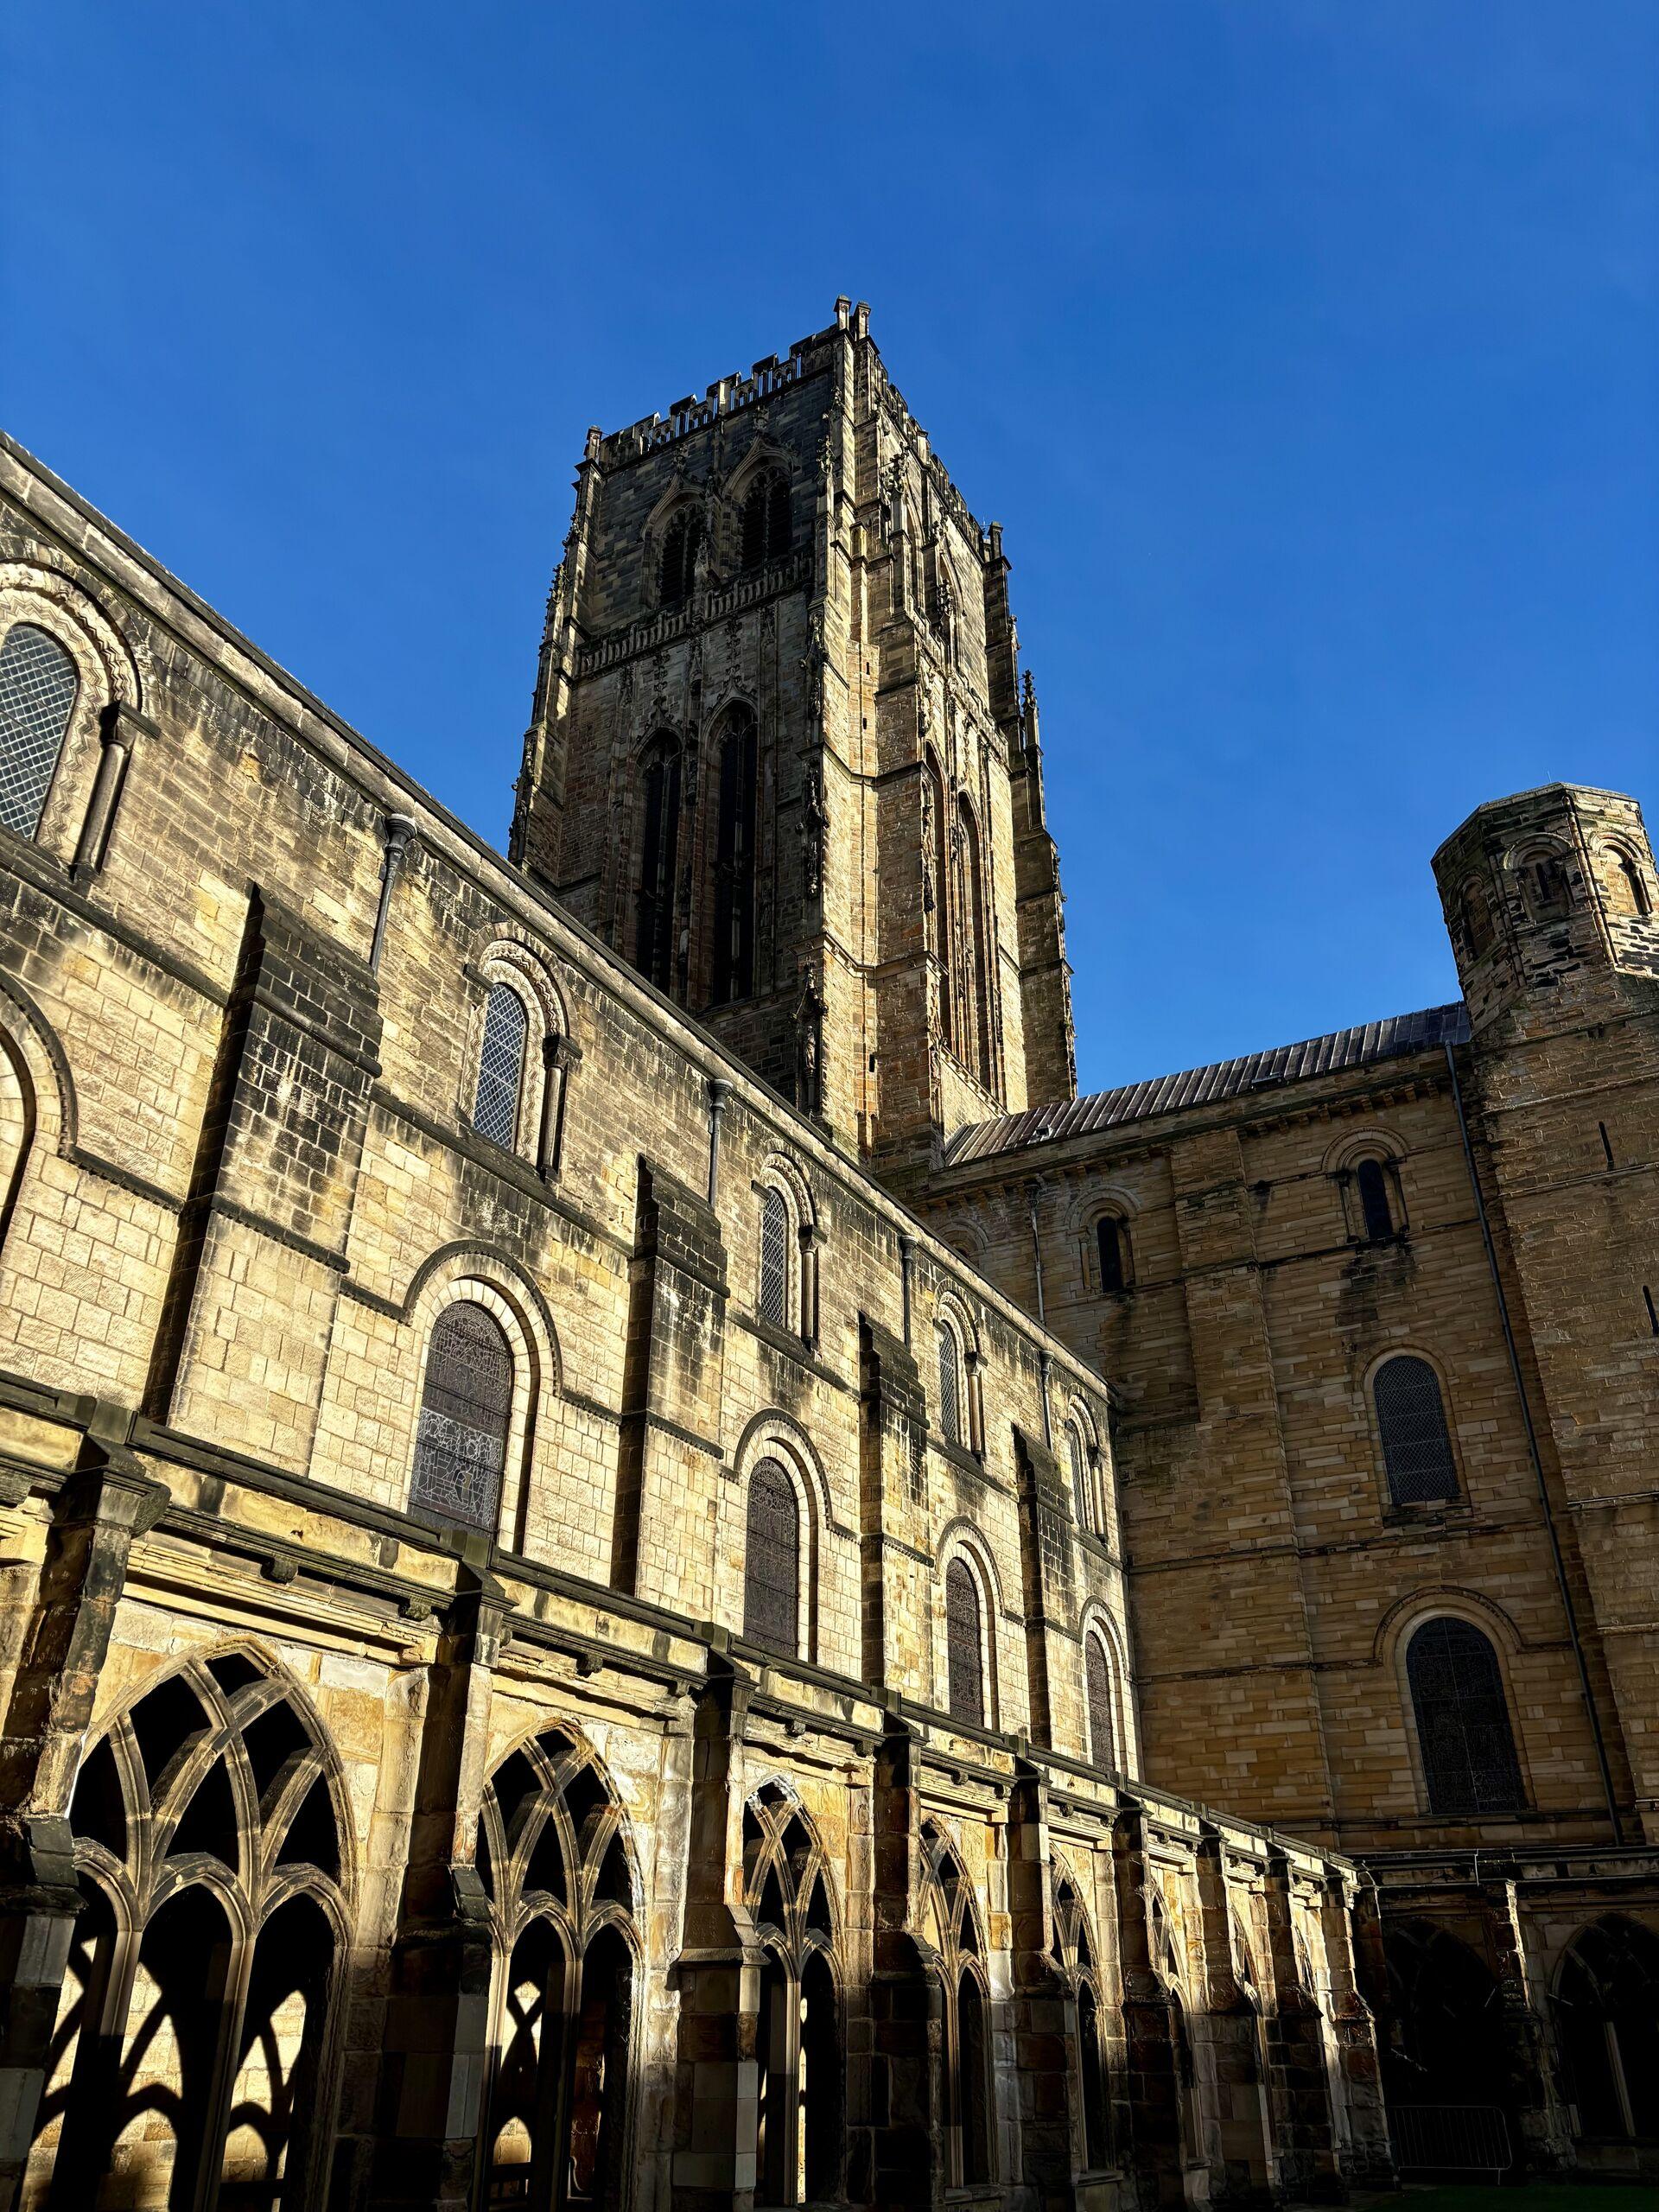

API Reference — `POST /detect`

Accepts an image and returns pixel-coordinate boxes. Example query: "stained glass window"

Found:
[1406,1617,1524,1814]
[473,983,528,1150]
[1375,1355,1458,1503]
[945,1558,983,1728]
[0,623,78,839]
[744,1458,799,1653]
[410,1301,513,1534]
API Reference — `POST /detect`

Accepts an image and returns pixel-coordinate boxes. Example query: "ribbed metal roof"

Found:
[944,1002,1471,1167]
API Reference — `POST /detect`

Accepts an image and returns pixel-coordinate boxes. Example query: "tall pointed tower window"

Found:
[713,708,758,1002]
[635,740,682,993]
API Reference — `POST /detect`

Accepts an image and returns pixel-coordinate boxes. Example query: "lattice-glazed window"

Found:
[1096,1217,1127,1295]
[0,623,79,839]
[937,1323,962,1445]
[743,1458,800,1653]
[1085,1633,1116,1768]
[713,709,757,1002]
[410,1301,514,1534]
[1068,1424,1091,1531]
[741,473,791,571]
[659,510,703,607]
[1406,1617,1524,1814]
[1374,1355,1458,1503]
[944,1558,984,1728]
[635,742,681,992]
[473,982,528,1149]
[758,1188,790,1328]
[1357,1158,1394,1243]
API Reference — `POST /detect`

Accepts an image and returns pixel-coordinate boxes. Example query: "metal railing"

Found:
[1390,2102,1513,2178]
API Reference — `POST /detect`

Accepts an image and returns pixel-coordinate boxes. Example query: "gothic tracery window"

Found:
[1406,1616,1524,1815]
[0,621,79,840]
[1052,1868,1112,2171]
[953,797,993,1087]
[474,980,529,1149]
[1374,1354,1458,1504]
[920,1822,992,2187]
[744,1456,800,1654]
[28,1653,347,2207]
[923,751,952,1039]
[745,1785,843,2205]
[1553,1916,1659,2141]
[713,707,758,1002]
[635,738,682,993]
[740,471,791,571]
[659,508,703,608]
[476,1728,639,2209]
[410,1300,514,1535]
[944,1556,985,1729]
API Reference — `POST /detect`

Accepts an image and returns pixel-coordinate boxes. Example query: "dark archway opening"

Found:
[566,1928,632,2212]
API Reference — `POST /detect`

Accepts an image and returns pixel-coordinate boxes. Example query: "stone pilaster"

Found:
[0,1408,168,2212]
[369,1555,510,2212]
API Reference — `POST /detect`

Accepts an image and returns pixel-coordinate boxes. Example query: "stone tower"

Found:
[512,298,1076,1179]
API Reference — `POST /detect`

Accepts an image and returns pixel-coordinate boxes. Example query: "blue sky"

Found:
[5,3,1656,1093]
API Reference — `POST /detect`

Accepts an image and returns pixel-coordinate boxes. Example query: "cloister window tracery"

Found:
[742,1783,842,2206]
[919,1821,992,2189]
[27,1651,349,2209]
[476,1726,639,2211]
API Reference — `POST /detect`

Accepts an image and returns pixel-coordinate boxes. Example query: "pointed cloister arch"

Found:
[742,1783,844,2206]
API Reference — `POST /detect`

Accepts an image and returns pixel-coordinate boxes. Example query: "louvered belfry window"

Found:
[1085,1634,1116,1767]
[744,1457,799,1652]
[758,1188,790,1327]
[1407,1617,1524,1814]
[473,982,528,1149]
[410,1301,514,1534]
[945,1558,984,1728]
[0,623,79,839]
[938,1324,962,1446]
[1375,1355,1458,1503]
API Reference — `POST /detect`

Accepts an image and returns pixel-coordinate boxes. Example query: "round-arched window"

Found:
[410,1301,514,1534]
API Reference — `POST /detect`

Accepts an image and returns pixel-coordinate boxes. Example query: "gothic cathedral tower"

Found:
[512,299,1076,1182]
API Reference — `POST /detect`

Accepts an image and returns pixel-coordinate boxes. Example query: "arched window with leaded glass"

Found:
[937,1321,963,1446]
[1405,1616,1524,1815]
[472,982,529,1150]
[944,1556,985,1729]
[0,622,79,841]
[758,1187,791,1329]
[744,1457,800,1655]
[410,1300,514,1535]
[1084,1630,1116,1770]
[1374,1355,1458,1504]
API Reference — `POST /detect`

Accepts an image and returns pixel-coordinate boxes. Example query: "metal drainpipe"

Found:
[1443,1040,1624,1845]
[1026,1179,1047,1327]
[706,1078,732,1207]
